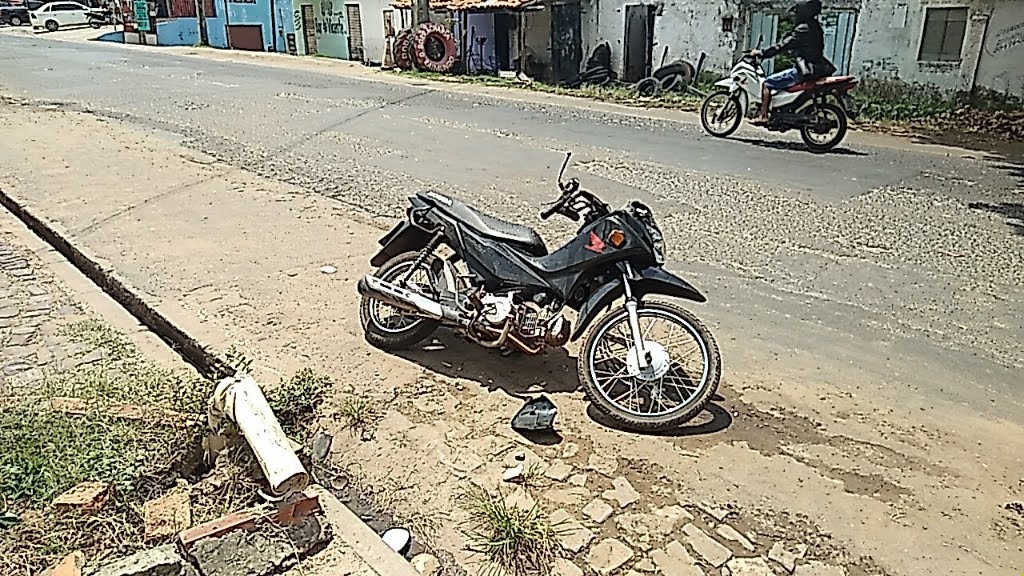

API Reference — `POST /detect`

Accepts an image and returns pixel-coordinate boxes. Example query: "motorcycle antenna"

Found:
[557,152,572,189]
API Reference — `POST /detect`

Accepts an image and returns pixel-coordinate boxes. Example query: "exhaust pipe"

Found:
[357,274,444,320]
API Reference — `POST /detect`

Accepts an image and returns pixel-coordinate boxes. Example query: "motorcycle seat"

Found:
[416,191,548,256]
[785,75,856,93]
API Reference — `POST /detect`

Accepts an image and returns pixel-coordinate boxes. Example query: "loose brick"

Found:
[52,481,110,513]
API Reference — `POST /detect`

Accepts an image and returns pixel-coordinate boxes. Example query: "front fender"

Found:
[714,78,735,90]
[569,267,706,342]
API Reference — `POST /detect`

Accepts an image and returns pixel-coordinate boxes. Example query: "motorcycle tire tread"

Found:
[359,251,442,350]
[577,300,722,432]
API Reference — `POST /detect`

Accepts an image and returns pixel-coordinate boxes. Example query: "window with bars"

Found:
[918,6,968,62]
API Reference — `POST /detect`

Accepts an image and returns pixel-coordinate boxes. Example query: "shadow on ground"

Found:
[734,137,868,156]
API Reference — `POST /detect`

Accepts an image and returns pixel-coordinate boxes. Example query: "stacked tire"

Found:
[394,22,458,74]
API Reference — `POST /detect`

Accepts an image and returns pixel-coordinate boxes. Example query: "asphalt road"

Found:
[1,33,1021,422]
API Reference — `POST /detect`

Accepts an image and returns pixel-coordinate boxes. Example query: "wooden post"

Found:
[209,375,310,496]
[411,0,429,26]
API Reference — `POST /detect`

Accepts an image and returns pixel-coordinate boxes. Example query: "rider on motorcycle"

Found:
[748,0,836,126]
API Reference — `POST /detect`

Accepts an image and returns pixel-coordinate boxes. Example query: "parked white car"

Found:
[30,1,95,32]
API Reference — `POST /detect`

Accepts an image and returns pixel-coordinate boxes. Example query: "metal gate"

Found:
[748,9,856,75]
[748,10,779,73]
[821,10,857,75]
[346,4,364,62]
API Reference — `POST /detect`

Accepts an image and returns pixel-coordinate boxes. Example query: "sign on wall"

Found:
[132,0,150,32]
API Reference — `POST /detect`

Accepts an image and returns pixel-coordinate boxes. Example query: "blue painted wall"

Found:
[157,0,291,51]
[156,17,228,47]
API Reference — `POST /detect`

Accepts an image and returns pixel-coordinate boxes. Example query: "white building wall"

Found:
[849,0,1002,94]
[357,0,390,64]
[974,1,1024,96]
[582,0,739,79]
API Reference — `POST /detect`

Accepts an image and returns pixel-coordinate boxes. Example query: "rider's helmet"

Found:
[790,0,822,23]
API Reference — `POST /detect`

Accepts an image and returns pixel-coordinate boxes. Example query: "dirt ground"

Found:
[1,91,1022,576]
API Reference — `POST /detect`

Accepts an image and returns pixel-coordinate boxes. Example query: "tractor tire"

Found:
[412,22,457,74]
[395,28,414,71]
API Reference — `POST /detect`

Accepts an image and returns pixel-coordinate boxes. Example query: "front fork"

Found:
[622,263,650,369]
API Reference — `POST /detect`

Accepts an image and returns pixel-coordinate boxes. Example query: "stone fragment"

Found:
[727,557,775,576]
[503,464,524,482]
[144,489,192,541]
[634,557,656,572]
[542,486,590,507]
[545,459,573,481]
[794,561,847,576]
[411,553,439,576]
[561,442,580,458]
[52,481,109,513]
[188,514,330,576]
[550,509,596,553]
[0,307,18,319]
[768,542,808,573]
[552,558,584,576]
[682,523,733,568]
[586,453,618,476]
[44,551,84,576]
[654,504,695,525]
[716,524,756,552]
[504,486,536,511]
[616,512,676,551]
[583,498,614,523]
[586,538,634,575]
[603,477,640,508]
[568,473,588,487]
[650,540,704,576]
[696,500,734,522]
[89,544,182,576]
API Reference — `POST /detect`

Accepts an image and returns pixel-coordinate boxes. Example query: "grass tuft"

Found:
[464,485,564,576]
[266,367,333,437]
[338,394,380,441]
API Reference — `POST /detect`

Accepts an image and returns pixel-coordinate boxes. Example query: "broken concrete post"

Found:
[209,375,309,496]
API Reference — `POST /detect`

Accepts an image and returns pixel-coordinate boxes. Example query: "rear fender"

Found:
[569,267,706,342]
[369,197,436,267]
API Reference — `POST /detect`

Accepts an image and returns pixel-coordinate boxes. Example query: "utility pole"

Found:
[194,0,209,45]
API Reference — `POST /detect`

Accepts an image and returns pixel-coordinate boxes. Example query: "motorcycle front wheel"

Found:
[578,300,721,432]
[700,90,742,138]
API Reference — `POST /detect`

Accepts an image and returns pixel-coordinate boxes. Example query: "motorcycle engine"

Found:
[480,293,514,325]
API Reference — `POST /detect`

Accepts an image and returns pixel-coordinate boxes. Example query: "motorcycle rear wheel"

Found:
[578,300,721,432]
[800,101,848,153]
[700,90,742,138]
[358,251,441,350]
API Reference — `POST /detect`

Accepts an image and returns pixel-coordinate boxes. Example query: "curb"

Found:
[0,186,235,381]
[307,485,422,576]
[0,187,421,576]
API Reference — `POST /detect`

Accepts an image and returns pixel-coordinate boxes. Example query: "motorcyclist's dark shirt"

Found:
[762,19,834,79]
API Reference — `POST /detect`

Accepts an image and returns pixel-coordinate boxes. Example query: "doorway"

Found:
[550,2,582,85]
[301,4,317,55]
[623,4,655,82]
[494,12,515,71]
[346,4,364,62]
[228,24,264,51]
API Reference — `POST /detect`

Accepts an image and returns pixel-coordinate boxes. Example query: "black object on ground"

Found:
[511,395,558,431]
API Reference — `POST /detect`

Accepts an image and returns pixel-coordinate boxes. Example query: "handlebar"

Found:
[540,178,580,220]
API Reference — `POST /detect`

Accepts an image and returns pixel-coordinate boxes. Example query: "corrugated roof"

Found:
[391,0,537,11]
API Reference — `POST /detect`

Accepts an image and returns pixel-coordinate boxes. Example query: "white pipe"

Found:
[210,375,310,496]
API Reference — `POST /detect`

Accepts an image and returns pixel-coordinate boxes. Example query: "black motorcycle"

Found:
[87,8,112,28]
[357,153,721,431]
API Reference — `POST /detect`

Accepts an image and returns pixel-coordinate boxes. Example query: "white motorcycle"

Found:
[699,52,858,153]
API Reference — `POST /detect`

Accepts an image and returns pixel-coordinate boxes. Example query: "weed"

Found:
[224,344,255,375]
[519,462,546,490]
[338,394,380,441]
[464,485,564,576]
[267,368,333,436]
[0,319,208,576]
